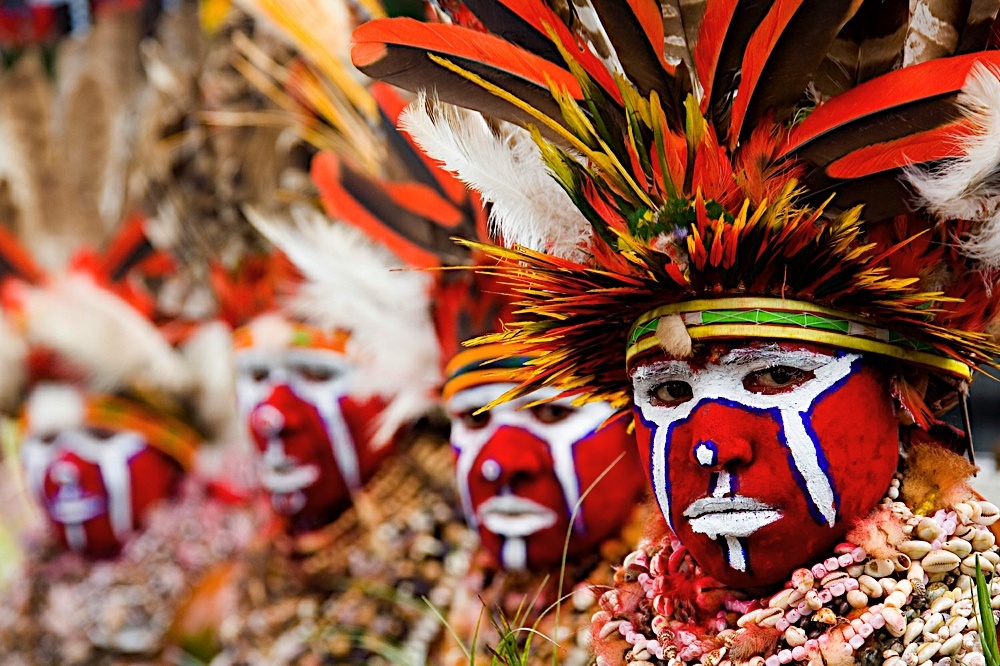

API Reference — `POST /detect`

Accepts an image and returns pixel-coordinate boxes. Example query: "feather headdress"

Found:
[352,0,1000,415]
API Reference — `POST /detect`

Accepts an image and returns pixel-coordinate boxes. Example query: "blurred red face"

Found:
[23,425,181,558]
[447,384,644,570]
[630,343,899,587]
[238,348,390,532]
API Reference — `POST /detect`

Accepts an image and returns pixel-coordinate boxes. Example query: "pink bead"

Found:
[842,626,856,641]
[777,619,790,632]
[812,564,828,578]
[860,612,872,623]
[844,578,860,592]
[818,634,830,646]
[638,573,650,585]
[870,613,885,629]
[619,622,632,635]
[786,609,801,623]
[849,634,865,650]
[852,547,866,563]
[792,646,807,661]
[831,582,846,597]
[818,589,833,603]
[824,557,840,571]
[805,640,819,652]
[838,553,854,567]
[796,602,810,616]
[931,539,943,550]
[858,622,874,638]
[626,631,638,644]
[766,656,781,666]
[943,519,957,535]
[779,650,793,664]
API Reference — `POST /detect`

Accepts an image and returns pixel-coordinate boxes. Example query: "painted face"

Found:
[237,347,390,531]
[630,342,899,588]
[20,387,182,558]
[448,384,644,570]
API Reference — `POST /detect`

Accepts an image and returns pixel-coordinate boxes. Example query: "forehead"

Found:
[446,383,567,414]
[630,341,840,376]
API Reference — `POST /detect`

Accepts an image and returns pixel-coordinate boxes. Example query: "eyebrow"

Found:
[719,346,833,367]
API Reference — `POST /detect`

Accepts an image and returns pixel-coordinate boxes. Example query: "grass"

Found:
[975,555,999,666]
[425,451,629,665]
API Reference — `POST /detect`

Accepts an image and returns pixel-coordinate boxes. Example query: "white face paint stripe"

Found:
[633,349,861,571]
[502,537,528,571]
[725,536,747,572]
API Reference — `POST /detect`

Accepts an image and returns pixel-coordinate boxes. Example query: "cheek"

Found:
[574,415,645,534]
[809,368,898,520]
[339,394,393,479]
[128,448,182,520]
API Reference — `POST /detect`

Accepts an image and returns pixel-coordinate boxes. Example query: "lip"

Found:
[683,495,781,539]
[48,494,106,525]
[477,495,559,537]
[259,461,320,494]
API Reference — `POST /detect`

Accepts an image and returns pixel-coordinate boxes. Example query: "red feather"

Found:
[824,120,974,179]
[352,18,584,134]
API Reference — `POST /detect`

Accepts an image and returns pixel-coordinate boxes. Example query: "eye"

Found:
[38,432,59,445]
[650,381,693,407]
[247,366,270,383]
[530,404,575,424]
[743,366,814,394]
[85,428,117,441]
[458,409,491,430]
[294,364,337,382]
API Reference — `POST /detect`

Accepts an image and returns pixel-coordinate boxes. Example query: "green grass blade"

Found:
[975,555,999,666]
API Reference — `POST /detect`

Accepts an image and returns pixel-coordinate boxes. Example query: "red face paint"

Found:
[41,439,181,558]
[631,343,898,587]
[450,386,644,570]
[248,384,390,532]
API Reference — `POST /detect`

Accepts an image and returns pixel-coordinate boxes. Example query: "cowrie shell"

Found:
[974,501,999,526]
[900,540,933,560]
[922,550,961,574]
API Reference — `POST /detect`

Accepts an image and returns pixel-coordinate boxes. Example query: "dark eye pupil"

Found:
[664,382,692,398]
[532,404,574,423]
[460,410,490,429]
[251,368,269,382]
[771,367,793,383]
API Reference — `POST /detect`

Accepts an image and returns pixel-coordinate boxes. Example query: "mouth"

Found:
[477,495,559,537]
[48,494,106,525]
[683,495,781,539]
[259,461,320,494]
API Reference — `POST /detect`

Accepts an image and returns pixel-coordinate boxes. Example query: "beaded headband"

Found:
[232,321,350,353]
[626,298,972,381]
[442,343,537,402]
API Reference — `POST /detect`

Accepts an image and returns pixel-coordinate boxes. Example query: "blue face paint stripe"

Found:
[774,418,829,526]
[739,536,752,576]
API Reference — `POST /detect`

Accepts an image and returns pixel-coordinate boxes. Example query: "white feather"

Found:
[247,206,441,445]
[905,63,1000,267]
[400,93,592,262]
[182,321,237,439]
[19,273,194,396]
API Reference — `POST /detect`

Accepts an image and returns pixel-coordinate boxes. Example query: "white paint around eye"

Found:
[631,346,859,547]
[447,383,616,535]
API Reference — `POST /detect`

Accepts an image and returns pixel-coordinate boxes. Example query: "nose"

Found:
[476,425,553,489]
[685,401,756,469]
[250,385,308,440]
[50,459,81,488]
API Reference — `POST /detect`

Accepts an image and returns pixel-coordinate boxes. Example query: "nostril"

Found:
[694,440,719,468]
[251,404,285,439]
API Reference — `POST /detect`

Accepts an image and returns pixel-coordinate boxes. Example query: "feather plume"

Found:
[905,63,1000,267]
[246,206,440,445]
[400,92,591,262]
[18,273,194,396]
[0,310,27,413]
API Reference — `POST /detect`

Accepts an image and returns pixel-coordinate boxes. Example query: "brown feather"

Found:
[813,0,908,98]
[905,0,971,64]
[956,0,1000,53]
